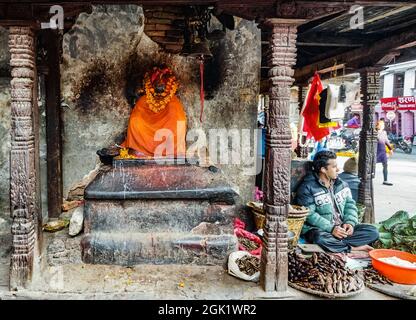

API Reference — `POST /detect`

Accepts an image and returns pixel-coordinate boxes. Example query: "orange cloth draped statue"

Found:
[121,67,187,158]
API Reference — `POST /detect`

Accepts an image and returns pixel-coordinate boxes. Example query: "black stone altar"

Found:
[81,159,239,266]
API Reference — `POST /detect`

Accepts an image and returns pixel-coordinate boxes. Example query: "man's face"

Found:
[322,159,339,180]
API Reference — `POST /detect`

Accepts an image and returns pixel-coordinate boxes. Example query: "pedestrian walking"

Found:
[376,119,394,186]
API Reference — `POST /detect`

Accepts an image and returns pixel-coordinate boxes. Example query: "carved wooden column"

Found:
[9,26,38,289]
[358,68,380,224]
[260,19,300,292]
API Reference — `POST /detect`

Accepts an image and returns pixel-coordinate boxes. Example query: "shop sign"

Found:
[381,96,416,111]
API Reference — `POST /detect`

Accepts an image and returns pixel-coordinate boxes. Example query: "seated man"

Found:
[346,113,360,128]
[121,66,187,158]
[338,157,360,202]
[296,150,378,253]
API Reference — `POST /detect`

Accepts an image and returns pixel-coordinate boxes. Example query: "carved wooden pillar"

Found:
[9,26,38,289]
[358,68,380,224]
[260,19,300,292]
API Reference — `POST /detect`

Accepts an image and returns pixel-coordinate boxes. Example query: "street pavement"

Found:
[373,147,416,222]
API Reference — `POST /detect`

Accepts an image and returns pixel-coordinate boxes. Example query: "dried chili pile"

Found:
[289,251,364,294]
[235,255,260,276]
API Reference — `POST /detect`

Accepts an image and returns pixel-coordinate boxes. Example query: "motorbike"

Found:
[387,133,413,154]
[328,128,360,152]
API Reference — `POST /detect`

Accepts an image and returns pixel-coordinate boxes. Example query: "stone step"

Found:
[81,232,237,266]
[84,164,239,204]
[84,199,236,233]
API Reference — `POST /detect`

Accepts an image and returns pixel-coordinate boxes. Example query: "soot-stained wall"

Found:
[61,5,260,203]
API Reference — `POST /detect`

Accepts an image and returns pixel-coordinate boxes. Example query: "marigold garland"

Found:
[144,68,179,113]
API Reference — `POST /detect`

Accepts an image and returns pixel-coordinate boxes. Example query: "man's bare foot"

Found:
[347,251,370,259]
[351,245,374,252]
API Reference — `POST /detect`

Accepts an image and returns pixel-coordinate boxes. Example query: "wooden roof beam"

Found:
[295,28,416,83]
[339,4,416,33]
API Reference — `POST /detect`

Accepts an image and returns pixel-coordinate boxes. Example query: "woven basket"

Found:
[287,215,307,247]
[253,211,266,230]
[251,209,308,248]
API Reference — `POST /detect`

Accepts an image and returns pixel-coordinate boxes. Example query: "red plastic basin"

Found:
[369,249,416,285]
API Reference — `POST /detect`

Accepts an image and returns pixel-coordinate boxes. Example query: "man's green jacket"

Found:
[296,173,359,235]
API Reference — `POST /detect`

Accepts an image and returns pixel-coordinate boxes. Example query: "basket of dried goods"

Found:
[236,230,262,256]
[228,251,260,282]
[234,218,263,256]
[247,201,265,230]
[288,251,365,298]
[288,205,309,247]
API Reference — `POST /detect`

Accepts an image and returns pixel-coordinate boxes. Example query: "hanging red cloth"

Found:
[300,73,329,141]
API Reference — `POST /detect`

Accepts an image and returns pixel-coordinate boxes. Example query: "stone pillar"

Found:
[9,26,38,289]
[358,68,380,224]
[260,19,300,292]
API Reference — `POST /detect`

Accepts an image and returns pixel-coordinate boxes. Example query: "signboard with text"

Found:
[381,96,416,111]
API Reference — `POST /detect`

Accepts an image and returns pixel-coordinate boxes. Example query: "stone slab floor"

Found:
[0,260,396,300]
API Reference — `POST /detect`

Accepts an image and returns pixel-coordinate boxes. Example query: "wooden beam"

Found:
[365,17,416,34]
[42,29,63,219]
[339,5,416,33]
[317,63,345,74]
[295,28,416,83]
[296,41,361,47]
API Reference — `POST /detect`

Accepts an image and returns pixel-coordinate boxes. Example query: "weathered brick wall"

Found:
[143,6,185,54]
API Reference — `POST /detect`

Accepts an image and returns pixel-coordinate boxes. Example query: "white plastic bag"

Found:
[228,251,260,282]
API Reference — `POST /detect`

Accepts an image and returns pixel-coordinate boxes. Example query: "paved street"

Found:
[374,148,416,222]
[336,147,416,222]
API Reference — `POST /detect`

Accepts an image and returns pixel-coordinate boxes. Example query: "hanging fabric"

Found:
[325,84,344,120]
[318,88,338,128]
[300,73,329,141]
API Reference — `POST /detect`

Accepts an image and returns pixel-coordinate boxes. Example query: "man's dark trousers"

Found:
[304,224,379,253]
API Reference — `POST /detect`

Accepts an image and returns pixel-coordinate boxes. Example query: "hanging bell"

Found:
[188,39,213,59]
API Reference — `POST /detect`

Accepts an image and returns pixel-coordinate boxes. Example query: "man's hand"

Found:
[342,224,354,236]
[332,226,348,239]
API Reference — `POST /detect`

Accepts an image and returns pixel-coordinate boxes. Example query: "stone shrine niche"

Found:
[61,4,260,204]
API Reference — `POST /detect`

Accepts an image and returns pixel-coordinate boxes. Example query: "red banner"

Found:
[381,96,416,111]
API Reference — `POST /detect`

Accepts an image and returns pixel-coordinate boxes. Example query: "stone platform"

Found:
[81,161,239,266]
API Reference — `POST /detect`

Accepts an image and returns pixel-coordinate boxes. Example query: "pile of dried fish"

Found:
[289,252,364,294]
[235,255,260,276]
[360,267,394,286]
[238,237,260,251]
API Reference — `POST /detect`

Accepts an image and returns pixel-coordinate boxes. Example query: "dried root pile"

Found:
[360,267,394,286]
[238,237,260,251]
[289,252,364,294]
[235,255,260,276]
